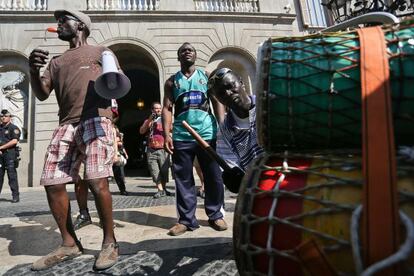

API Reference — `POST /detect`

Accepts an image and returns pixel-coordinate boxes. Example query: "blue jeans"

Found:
[172,140,225,229]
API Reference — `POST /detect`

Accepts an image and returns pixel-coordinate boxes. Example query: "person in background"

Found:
[162,42,227,236]
[73,100,124,231]
[140,102,172,198]
[0,109,21,203]
[208,68,264,191]
[113,125,129,195]
[73,177,93,230]
[73,130,128,231]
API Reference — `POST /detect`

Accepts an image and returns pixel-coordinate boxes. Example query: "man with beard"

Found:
[140,102,172,198]
[29,10,119,271]
[162,42,227,236]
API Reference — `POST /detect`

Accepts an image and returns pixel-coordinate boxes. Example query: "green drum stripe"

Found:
[261,23,414,152]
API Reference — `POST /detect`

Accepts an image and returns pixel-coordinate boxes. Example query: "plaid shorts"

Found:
[40,117,115,186]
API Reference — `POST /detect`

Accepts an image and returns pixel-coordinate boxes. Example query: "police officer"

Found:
[0,109,21,203]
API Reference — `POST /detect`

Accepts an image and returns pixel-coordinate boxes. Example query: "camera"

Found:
[151,113,158,120]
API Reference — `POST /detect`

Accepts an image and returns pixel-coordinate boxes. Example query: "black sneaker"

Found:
[196,188,205,199]
[165,190,173,196]
[11,196,19,203]
[153,190,166,199]
[73,214,92,230]
[120,190,129,196]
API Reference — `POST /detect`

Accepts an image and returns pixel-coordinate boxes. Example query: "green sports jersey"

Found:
[172,69,217,141]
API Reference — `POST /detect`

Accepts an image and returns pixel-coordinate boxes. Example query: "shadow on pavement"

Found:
[1,209,194,257]
[112,209,177,230]
[15,211,51,217]
[0,198,13,203]
[2,238,237,276]
[0,223,62,256]
[113,191,160,197]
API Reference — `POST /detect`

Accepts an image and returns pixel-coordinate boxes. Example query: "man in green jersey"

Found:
[162,43,227,236]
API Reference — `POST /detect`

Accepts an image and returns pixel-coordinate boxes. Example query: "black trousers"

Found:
[113,164,126,193]
[0,153,19,198]
[172,140,225,230]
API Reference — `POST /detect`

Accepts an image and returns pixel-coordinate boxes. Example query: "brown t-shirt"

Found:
[42,45,118,125]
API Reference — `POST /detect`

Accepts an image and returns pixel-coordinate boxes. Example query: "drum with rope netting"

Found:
[233,151,414,275]
[234,21,414,275]
[256,21,414,152]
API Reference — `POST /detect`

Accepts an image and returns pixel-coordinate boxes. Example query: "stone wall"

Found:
[0,0,303,187]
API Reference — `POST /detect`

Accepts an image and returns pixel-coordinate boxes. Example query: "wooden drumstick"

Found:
[182,120,231,171]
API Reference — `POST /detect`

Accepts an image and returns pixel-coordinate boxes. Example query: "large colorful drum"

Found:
[233,152,414,275]
[256,21,414,152]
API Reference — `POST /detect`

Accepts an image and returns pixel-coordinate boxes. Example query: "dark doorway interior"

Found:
[109,43,160,177]
[117,69,159,176]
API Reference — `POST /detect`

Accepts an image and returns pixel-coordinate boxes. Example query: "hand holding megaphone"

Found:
[94,51,131,99]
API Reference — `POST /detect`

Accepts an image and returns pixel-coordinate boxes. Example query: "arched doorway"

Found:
[0,52,30,139]
[206,48,256,95]
[0,51,32,186]
[108,44,160,176]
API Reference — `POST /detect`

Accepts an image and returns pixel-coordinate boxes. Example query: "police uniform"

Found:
[0,111,21,201]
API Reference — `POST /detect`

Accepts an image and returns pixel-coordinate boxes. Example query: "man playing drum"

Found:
[208,68,264,190]
[29,10,119,271]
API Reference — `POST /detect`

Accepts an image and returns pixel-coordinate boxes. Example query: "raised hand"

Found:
[29,48,49,73]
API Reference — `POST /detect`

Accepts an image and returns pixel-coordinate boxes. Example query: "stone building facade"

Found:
[0,0,329,187]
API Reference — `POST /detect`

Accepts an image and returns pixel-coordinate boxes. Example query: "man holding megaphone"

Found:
[29,10,129,271]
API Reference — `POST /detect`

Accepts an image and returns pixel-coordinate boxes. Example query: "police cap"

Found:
[1,109,11,116]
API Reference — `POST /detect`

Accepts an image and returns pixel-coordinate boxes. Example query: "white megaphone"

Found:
[95,51,131,99]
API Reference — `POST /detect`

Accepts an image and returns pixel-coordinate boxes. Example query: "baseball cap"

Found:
[54,10,91,36]
[207,67,232,90]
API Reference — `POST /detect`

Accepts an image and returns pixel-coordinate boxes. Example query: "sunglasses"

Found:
[207,68,232,90]
[0,115,10,118]
[57,15,81,24]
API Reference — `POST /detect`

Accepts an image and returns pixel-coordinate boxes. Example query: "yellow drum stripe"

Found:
[302,157,362,274]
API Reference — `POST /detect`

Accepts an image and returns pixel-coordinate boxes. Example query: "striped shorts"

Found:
[40,117,115,186]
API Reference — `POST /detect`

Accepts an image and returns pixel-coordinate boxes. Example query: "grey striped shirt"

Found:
[216,105,264,171]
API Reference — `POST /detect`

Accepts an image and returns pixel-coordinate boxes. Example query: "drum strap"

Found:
[357,26,399,275]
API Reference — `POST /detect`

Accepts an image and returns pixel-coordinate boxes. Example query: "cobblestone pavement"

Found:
[0,177,239,275]
[2,242,237,276]
[0,178,178,218]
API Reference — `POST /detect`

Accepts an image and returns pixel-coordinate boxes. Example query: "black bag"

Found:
[14,146,21,168]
